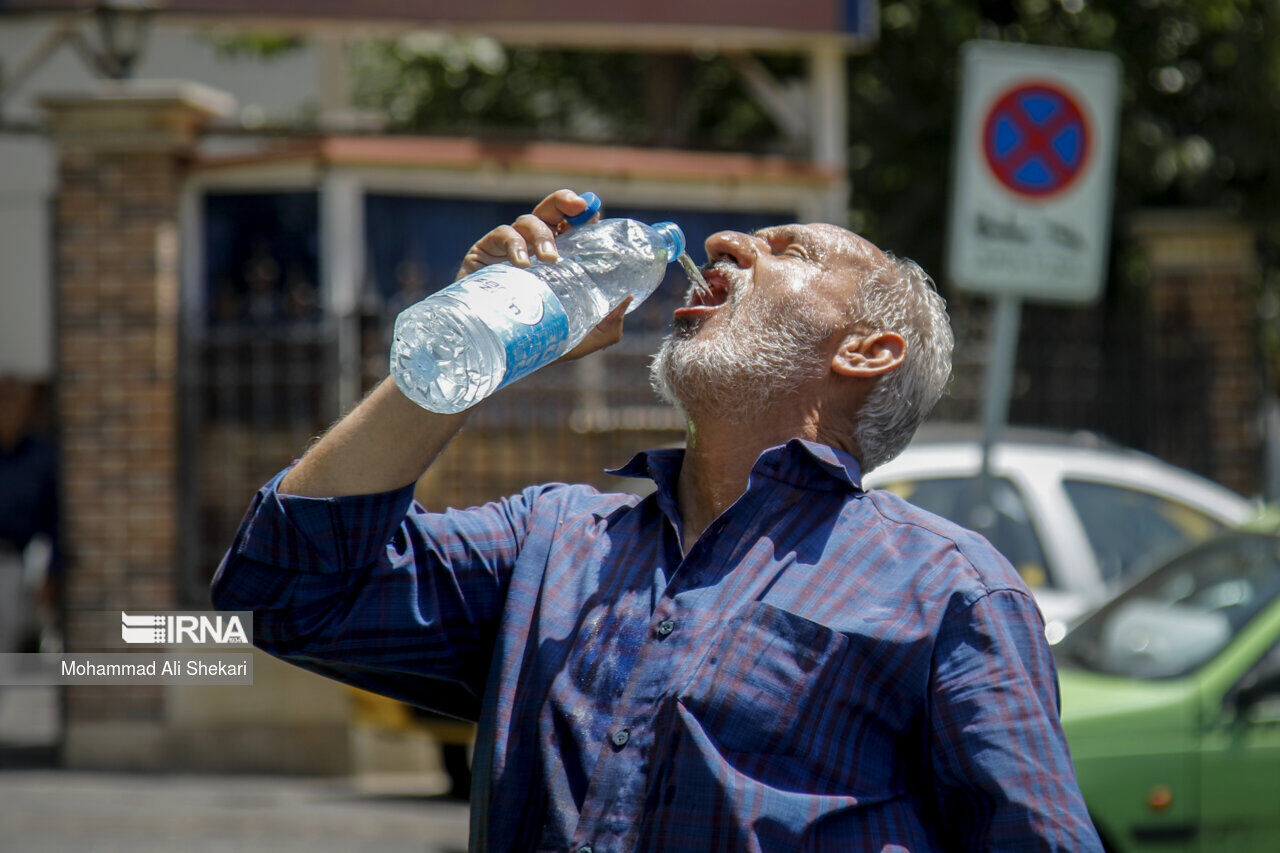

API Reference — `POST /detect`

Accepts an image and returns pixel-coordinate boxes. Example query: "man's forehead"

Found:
[752,223,883,263]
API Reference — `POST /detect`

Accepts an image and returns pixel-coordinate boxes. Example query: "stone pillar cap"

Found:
[40,79,236,119]
[39,80,236,151]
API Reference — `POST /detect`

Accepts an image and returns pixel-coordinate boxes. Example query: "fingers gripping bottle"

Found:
[391,193,686,413]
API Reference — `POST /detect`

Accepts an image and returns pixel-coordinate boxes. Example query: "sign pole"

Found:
[946,42,1120,530]
[974,291,1022,529]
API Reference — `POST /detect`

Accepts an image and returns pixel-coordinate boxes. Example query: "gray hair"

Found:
[849,254,953,473]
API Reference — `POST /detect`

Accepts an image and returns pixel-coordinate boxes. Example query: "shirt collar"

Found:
[606,438,863,496]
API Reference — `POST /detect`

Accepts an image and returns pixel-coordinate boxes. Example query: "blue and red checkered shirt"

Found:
[212,438,1100,851]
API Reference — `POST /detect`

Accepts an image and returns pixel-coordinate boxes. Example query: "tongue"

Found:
[673,304,719,321]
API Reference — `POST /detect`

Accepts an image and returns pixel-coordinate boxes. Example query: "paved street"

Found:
[0,770,471,853]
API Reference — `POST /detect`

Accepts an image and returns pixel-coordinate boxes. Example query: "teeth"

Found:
[684,264,735,310]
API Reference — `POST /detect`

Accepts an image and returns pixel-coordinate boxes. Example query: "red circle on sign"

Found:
[982,81,1091,199]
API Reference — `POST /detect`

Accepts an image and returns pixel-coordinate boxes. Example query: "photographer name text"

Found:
[0,653,254,685]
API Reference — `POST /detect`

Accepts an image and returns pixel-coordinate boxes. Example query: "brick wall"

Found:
[1131,212,1262,496]
[43,84,230,768]
[58,148,182,610]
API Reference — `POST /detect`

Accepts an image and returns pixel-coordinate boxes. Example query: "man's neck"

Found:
[675,408,819,553]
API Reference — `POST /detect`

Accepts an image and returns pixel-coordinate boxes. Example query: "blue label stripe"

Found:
[446,266,572,391]
[497,284,570,389]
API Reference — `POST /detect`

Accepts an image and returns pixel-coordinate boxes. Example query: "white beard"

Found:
[649,283,831,420]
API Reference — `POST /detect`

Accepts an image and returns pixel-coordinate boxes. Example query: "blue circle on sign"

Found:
[982,82,1091,198]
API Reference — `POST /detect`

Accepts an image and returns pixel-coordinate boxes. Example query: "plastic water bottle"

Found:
[391,193,687,413]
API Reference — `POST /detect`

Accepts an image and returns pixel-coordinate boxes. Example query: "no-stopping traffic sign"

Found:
[983,82,1090,198]
[948,42,1120,303]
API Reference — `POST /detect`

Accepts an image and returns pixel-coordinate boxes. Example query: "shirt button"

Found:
[611,728,630,748]
[656,619,675,637]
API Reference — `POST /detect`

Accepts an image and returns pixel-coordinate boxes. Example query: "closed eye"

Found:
[782,245,811,260]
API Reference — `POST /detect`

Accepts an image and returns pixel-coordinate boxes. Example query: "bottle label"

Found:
[449,265,571,387]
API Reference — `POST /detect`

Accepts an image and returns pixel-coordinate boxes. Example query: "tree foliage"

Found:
[348,3,1280,267]
[852,0,1280,282]
[350,35,798,152]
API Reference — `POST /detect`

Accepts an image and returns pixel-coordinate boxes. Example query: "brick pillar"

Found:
[1130,211,1262,497]
[42,83,232,768]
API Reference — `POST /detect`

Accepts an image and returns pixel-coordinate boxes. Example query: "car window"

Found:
[879,476,1052,589]
[1062,479,1228,587]
[1056,532,1280,679]
[1230,639,1280,722]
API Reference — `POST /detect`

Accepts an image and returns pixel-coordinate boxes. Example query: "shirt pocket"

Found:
[676,600,850,758]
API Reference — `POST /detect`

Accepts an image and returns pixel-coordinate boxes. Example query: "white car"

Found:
[864,427,1257,636]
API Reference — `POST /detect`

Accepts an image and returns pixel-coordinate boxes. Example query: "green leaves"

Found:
[349,37,800,153]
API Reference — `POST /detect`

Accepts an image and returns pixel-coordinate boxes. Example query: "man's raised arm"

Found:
[210,190,629,717]
[280,189,623,498]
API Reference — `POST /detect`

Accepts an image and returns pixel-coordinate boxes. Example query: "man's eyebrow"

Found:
[754,227,826,258]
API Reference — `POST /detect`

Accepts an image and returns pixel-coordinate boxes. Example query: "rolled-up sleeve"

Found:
[211,467,549,721]
[927,588,1102,851]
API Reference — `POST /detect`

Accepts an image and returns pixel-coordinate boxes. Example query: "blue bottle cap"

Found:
[651,222,686,261]
[565,192,602,226]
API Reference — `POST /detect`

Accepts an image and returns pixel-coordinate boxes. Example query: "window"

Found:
[880,477,1052,589]
[1062,480,1228,587]
[1057,532,1280,679]
[182,192,328,601]
[204,192,321,331]
[1229,639,1280,721]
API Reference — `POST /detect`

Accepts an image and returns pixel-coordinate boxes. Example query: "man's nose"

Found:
[704,231,759,268]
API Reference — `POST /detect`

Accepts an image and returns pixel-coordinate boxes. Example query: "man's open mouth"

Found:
[673,266,733,321]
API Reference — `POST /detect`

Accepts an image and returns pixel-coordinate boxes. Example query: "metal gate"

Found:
[179,191,336,602]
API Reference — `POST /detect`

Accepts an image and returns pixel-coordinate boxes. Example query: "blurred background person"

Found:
[0,373,59,655]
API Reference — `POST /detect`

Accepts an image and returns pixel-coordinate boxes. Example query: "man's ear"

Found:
[831,331,906,378]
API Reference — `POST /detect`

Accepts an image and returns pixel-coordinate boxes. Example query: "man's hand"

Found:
[457,189,595,277]
[560,297,630,361]
[280,191,630,499]
[456,189,629,363]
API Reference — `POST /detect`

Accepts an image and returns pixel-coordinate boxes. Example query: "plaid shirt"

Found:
[213,438,1100,852]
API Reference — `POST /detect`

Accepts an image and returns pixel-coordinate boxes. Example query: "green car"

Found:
[1055,511,1280,851]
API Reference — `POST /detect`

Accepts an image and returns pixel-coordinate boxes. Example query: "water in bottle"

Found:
[391,194,691,413]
